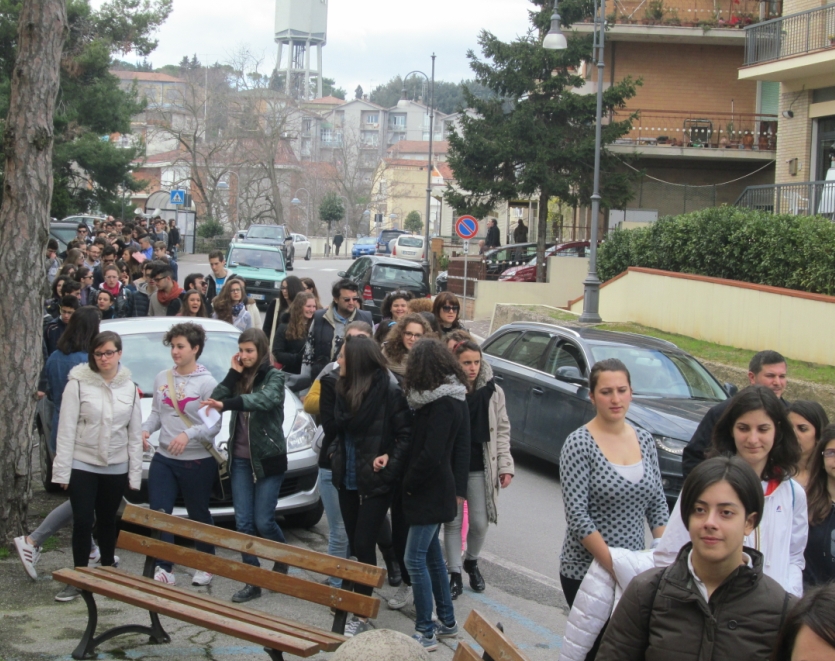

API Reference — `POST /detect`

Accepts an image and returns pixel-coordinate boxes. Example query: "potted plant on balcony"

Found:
[724,121,738,147]
[828,34,835,46]
[663,8,681,25]
[643,0,665,24]
[742,131,755,149]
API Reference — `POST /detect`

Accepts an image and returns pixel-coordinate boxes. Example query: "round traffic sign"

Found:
[455,215,479,240]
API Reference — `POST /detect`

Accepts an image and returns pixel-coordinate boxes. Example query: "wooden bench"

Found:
[53,504,386,660]
[453,610,531,661]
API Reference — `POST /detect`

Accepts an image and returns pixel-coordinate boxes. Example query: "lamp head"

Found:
[543,8,568,50]
[291,197,301,205]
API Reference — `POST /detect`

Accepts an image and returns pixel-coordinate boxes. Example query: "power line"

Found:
[615,156,775,188]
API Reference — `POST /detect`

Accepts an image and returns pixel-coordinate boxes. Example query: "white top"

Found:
[611,460,644,484]
[655,478,808,597]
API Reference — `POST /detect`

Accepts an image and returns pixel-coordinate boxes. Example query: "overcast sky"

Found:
[105,0,535,92]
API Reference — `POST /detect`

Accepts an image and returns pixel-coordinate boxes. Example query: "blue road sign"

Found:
[170,189,186,206]
[455,215,479,240]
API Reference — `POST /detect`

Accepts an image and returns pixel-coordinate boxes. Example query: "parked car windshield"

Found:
[357,237,376,245]
[372,264,425,287]
[50,226,78,246]
[399,237,424,247]
[589,344,726,401]
[247,225,286,241]
[228,247,284,271]
[378,230,404,244]
[119,331,241,394]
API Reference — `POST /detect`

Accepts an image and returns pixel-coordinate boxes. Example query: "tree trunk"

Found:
[535,191,549,283]
[0,0,67,543]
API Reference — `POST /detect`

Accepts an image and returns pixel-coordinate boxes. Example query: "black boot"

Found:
[232,584,261,603]
[272,561,289,574]
[449,572,463,600]
[463,559,485,592]
[382,547,402,587]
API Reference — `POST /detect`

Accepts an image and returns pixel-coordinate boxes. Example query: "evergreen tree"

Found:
[444,0,639,282]
[404,210,423,234]
[321,77,346,99]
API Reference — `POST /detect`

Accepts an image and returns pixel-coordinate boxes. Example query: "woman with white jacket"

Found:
[445,339,514,598]
[52,330,142,600]
[654,385,807,597]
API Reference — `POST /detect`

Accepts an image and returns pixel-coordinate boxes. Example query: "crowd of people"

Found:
[14,219,835,657]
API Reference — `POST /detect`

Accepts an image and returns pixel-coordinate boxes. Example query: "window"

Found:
[483,331,522,358]
[389,115,406,128]
[365,114,379,124]
[504,332,552,369]
[371,264,424,287]
[545,341,586,378]
[320,128,332,143]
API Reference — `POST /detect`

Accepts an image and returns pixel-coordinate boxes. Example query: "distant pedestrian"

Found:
[485,218,500,249]
[46,239,61,284]
[513,220,528,244]
[167,219,180,257]
[333,232,344,256]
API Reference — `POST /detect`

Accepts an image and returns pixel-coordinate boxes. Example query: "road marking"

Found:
[479,550,564,593]
[469,592,564,649]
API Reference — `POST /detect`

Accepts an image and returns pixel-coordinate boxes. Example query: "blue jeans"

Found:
[230,457,286,567]
[319,468,348,587]
[405,523,456,635]
[148,453,217,572]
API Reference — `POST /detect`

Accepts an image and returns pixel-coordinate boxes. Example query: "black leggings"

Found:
[338,489,392,597]
[69,469,127,569]
[390,486,411,585]
[560,573,607,661]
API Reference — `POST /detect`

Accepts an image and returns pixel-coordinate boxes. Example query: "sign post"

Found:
[454,215,479,322]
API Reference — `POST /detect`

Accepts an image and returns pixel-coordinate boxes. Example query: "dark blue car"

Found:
[351,236,377,259]
[376,229,407,255]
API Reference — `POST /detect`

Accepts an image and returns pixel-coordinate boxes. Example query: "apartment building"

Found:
[576,0,780,218]
[735,0,835,213]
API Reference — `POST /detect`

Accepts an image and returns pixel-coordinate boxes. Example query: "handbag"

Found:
[268,299,284,369]
[166,370,228,497]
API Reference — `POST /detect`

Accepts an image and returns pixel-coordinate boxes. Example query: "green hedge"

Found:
[597,207,835,296]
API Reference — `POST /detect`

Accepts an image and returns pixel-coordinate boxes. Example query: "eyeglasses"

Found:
[153,276,168,283]
[441,305,460,313]
[196,281,207,288]
[342,297,360,303]
[93,350,120,359]
[229,288,242,294]
[404,332,423,339]
[823,450,835,458]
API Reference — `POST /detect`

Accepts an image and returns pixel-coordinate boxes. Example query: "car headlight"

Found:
[274,281,282,289]
[653,434,687,456]
[286,410,316,453]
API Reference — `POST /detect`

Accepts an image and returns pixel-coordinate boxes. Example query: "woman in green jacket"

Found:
[202,328,287,604]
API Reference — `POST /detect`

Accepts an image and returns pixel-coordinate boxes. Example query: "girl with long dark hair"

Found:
[788,400,829,488]
[655,385,807,596]
[330,336,412,637]
[300,277,322,309]
[202,328,289,603]
[263,275,305,340]
[802,424,835,587]
[401,338,471,651]
[178,290,209,318]
[432,292,463,337]
[381,313,432,377]
[272,291,316,375]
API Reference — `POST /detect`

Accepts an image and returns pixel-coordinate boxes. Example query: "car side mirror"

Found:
[236,231,246,240]
[555,366,588,387]
[724,382,739,397]
[337,271,348,278]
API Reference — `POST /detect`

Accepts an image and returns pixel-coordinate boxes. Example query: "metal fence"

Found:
[735,181,835,215]
[744,3,835,65]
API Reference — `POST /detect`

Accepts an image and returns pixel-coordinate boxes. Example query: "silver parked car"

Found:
[35,317,323,528]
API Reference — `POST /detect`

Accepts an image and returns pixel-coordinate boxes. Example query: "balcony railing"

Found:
[744,3,835,65]
[735,180,835,215]
[577,0,780,28]
[611,109,777,151]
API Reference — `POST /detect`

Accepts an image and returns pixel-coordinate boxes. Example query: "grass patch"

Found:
[600,322,835,387]
[41,537,60,552]
[0,547,9,560]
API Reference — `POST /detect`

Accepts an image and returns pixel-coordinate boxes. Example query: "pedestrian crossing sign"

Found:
[169,189,186,206]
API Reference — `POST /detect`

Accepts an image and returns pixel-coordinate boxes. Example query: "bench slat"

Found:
[453,640,483,661]
[121,505,385,588]
[117,531,380,619]
[86,567,344,651]
[463,610,531,661]
[53,568,321,657]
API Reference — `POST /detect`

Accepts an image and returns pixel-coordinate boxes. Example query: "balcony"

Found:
[572,0,780,45]
[609,109,777,160]
[740,3,835,83]
[736,180,835,214]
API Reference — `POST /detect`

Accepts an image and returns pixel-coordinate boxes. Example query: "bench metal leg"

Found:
[72,590,170,660]
[264,648,285,661]
[481,622,504,661]
[331,578,353,635]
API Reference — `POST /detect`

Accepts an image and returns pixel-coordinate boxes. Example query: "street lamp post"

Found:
[217,171,241,229]
[291,188,311,235]
[543,0,603,323]
[399,55,436,270]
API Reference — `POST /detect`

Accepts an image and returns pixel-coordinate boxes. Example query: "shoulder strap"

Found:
[269,299,281,351]
[166,369,193,429]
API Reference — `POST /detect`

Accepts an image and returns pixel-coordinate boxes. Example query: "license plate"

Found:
[403,251,415,255]
[250,293,265,300]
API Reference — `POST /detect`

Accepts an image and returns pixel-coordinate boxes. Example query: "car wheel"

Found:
[282,499,324,529]
[38,421,60,493]
[305,248,311,260]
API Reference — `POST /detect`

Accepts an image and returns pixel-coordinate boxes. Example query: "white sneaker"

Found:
[14,536,40,580]
[88,544,101,565]
[154,568,176,584]
[387,584,413,610]
[192,570,213,586]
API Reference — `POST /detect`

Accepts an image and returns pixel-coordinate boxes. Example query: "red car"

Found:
[498,241,591,282]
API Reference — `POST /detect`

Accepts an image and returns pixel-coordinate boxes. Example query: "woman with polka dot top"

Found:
[559,358,669,631]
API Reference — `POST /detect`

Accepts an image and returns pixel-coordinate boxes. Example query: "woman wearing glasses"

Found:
[263,275,304,340]
[802,424,835,587]
[51,331,142,597]
[432,292,464,337]
[373,291,414,344]
[381,313,433,377]
[212,279,253,330]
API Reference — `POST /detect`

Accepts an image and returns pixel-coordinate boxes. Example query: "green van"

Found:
[225,241,286,308]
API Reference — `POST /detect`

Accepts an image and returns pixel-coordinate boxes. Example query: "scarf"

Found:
[406,376,467,409]
[101,281,121,296]
[232,302,245,317]
[333,368,391,433]
[157,281,183,305]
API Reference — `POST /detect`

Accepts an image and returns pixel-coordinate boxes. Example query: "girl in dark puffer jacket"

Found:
[329,336,412,637]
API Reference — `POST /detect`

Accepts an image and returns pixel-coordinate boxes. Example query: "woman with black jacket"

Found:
[329,336,412,637]
[272,292,316,374]
[402,338,471,652]
[263,275,305,341]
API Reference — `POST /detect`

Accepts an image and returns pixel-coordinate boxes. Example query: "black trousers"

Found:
[68,469,127,569]
[338,489,392,597]
[390,486,411,585]
[560,573,607,661]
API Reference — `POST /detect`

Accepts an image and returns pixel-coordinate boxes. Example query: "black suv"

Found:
[482,322,735,499]
[338,256,430,322]
[240,224,295,270]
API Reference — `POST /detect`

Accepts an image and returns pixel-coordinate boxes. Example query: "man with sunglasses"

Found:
[148,263,184,316]
[296,279,373,387]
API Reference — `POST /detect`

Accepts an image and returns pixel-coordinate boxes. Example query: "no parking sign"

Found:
[455,215,479,240]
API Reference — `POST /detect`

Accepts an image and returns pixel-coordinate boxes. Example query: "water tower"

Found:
[275,0,327,100]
